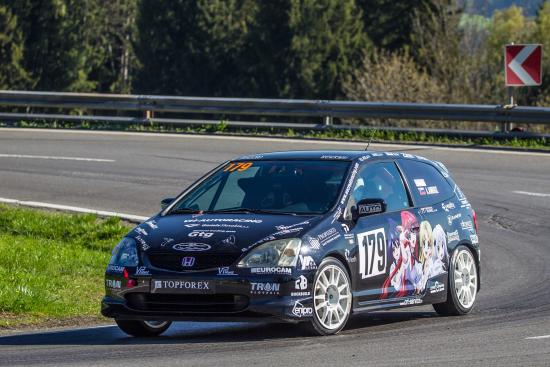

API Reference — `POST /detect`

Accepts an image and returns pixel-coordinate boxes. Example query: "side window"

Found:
[398,159,454,207]
[352,162,410,212]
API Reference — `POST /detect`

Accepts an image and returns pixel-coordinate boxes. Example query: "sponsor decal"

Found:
[358,228,387,279]
[292,300,313,317]
[447,230,460,243]
[299,255,317,271]
[447,213,462,225]
[320,155,348,159]
[135,227,148,236]
[188,231,214,238]
[345,249,357,263]
[272,227,304,236]
[414,178,427,187]
[185,223,201,228]
[441,202,455,212]
[429,281,445,294]
[371,152,384,157]
[470,234,479,244]
[358,203,383,215]
[160,237,174,247]
[218,267,237,276]
[308,236,321,250]
[400,297,423,306]
[418,187,427,196]
[461,220,474,231]
[434,161,449,173]
[145,220,158,230]
[415,155,429,161]
[419,206,437,214]
[401,153,415,159]
[239,154,263,160]
[275,220,310,231]
[340,163,360,205]
[203,224,249,229]
[241,235,277,253]
[344,234,355,245]
[105,279,121,289]
[341,223,350,233]
[426,186,439,195]
[135,266,150,276]
[221,235,236,246]
[358,154,371,162]
[154,280,210,291]
[295,275,308,290]
[181,256,196,267]
[454,185,470,208]
[317,227,341,246]
[250,282,280,295]
[135,235,149,251]
[385,152,399,157]
[251,267,292,275]
[184,218,262,224]
[172,243,211,252]
[331,206,343,224]
[107,265,124,273]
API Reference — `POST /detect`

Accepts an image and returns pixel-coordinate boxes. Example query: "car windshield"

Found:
[168,160,350,215]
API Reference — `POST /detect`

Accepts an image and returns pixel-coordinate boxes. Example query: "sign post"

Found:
[503,44,542,131]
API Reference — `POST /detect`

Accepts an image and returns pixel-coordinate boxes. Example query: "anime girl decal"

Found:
[381,213,421,299]
[416,220,434,293]
[431,224,448,277]
[381,220,407,299]
[400,211,419,263]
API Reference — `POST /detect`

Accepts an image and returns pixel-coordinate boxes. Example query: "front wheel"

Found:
[433,245,478,316]
[115,319,172,337]
[306,257,352,335]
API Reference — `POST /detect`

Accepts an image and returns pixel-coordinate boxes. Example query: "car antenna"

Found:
[365,128,377,151]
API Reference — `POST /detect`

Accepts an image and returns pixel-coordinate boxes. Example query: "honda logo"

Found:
[181,256,195,267]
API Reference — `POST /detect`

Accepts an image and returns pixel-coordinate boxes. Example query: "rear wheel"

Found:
[433,245,478,316]
[115,319,171,337]
[306,257,352,335]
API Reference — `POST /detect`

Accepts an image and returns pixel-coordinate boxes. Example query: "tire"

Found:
[115,319,172,337]
[304,257,352,336]
[433,245,478,316]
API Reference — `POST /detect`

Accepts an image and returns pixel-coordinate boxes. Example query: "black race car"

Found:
[102,150,480,336]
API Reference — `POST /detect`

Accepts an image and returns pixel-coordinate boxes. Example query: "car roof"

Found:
[234,150,432,163]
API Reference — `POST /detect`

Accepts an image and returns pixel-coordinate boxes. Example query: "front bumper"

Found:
[102,270,313,323]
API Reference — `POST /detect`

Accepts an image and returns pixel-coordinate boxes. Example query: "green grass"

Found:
[5,119,549,151]
[0,204,132,329]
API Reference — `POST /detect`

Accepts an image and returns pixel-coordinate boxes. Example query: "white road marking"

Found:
[0,153,114,162]
[2,128,549,157]
[512,190,550,198]
[0,197,148,222]
[525,334,550,340]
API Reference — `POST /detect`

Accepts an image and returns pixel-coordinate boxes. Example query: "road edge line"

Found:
[0,197,148,223]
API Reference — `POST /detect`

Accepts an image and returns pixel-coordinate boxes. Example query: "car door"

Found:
[396,158,457,303]
[348,160,418,307]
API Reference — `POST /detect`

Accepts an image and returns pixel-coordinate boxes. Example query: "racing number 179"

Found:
[358,228,387,279]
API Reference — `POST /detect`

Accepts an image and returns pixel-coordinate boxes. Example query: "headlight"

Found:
[108,237,138,267]
[238,238,301,268]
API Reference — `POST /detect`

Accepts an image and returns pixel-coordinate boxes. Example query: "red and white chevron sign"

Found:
[505,44,542,87]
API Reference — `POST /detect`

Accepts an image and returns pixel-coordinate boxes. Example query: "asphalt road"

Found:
[0,128,549,366]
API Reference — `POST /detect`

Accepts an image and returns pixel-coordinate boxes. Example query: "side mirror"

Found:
[160,197,174,210]
[353,198,386,220]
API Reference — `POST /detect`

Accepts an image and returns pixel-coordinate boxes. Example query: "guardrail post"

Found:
[324,115,333,125]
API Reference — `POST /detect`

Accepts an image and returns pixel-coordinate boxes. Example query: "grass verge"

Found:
[5,120,550,151]
[0,204,132,330]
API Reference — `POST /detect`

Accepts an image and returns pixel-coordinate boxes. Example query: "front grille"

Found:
[125,293,249,313]
[146,252,242,272]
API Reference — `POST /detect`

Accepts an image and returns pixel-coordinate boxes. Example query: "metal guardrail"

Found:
[0,90,549,130]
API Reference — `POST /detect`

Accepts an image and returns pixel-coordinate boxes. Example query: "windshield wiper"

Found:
[166,207,201,215]
[208,208,297,216]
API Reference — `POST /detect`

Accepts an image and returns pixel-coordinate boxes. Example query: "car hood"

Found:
[129,213,322,254]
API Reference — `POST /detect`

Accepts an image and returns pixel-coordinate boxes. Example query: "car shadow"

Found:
[0,311,436,346]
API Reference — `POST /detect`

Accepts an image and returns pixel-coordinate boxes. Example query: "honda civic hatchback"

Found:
[102,150,480,336]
